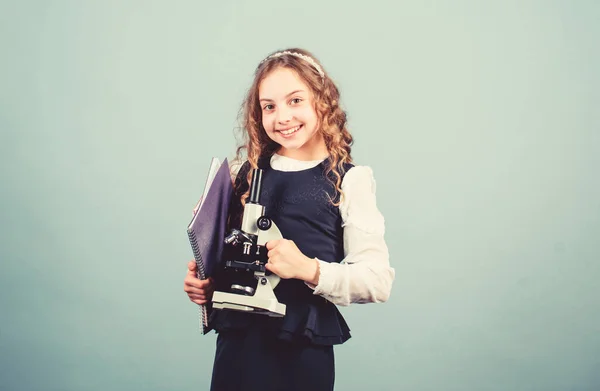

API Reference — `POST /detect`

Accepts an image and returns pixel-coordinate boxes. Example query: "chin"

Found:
[278,141,305,151]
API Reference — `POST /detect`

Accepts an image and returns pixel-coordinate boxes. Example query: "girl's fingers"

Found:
[184,285,212,295]
[265,262,277,275]
[192,196,203,216]
[184,276,213,289]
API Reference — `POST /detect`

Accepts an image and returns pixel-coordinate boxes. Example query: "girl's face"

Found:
[259,67,326,160]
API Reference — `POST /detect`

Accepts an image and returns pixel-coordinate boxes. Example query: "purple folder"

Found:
[187,158,232,334]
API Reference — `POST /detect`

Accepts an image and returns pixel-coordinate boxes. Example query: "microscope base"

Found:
[213,291,286,317]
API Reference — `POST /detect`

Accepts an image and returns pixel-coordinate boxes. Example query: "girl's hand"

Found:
[192,196,203,216]
[183,260,214,305]
[265,239,319,284]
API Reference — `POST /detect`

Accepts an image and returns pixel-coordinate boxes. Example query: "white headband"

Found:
[261,51,325,81]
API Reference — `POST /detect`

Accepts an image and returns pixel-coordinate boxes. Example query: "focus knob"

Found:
[257,216,272,231]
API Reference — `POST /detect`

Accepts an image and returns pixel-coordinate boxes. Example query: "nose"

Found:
[276,106,292,124]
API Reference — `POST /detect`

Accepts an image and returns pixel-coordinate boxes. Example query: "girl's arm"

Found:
[306,166,395,306]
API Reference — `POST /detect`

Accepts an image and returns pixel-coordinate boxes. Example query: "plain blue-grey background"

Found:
[1,1,599,390]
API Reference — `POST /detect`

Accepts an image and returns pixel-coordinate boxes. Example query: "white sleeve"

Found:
[306,166,395,306]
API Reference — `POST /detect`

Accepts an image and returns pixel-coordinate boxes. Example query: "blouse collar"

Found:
[270,153,328,172]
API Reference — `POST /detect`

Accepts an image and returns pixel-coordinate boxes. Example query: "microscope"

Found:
[212,168,286,317]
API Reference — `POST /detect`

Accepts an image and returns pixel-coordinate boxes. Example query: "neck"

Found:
[276,133,329,161]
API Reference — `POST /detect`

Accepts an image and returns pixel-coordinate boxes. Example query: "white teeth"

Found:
[281,125,301,135]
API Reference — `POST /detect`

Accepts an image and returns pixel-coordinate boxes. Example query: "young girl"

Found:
[183,48,395,391]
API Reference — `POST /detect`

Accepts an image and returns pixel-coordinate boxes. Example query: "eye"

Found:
[263,104,274,111]
[290,98,302,105]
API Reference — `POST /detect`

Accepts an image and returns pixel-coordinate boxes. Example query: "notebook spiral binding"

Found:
[187,229,208,333]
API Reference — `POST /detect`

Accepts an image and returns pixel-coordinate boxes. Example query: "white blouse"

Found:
[268,153,395,306]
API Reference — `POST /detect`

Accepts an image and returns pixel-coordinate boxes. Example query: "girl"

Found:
[184,48,395,391]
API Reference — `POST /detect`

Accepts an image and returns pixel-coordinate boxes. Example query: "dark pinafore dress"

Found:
[208,156,354,391]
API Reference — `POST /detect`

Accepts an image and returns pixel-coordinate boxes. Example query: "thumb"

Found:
[188,260,197,273]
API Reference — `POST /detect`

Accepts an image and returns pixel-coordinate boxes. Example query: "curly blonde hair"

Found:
[232,48,354,206]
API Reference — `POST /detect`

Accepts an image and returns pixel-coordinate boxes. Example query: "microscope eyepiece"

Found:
[248,168,263,204]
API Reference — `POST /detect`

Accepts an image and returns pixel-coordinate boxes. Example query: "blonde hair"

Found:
[232,48,353,206]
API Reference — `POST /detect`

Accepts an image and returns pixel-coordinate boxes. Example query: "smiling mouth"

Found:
[278,124,302,136]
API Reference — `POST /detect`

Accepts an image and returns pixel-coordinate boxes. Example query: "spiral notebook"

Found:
[187,157,232,334]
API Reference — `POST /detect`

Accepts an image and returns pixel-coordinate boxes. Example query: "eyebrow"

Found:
[259,90,305,102]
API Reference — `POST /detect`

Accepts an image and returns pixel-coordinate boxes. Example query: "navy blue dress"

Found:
[209,156,353,391]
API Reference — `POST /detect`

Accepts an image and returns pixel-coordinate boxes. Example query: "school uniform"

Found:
[208,154,394,391]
